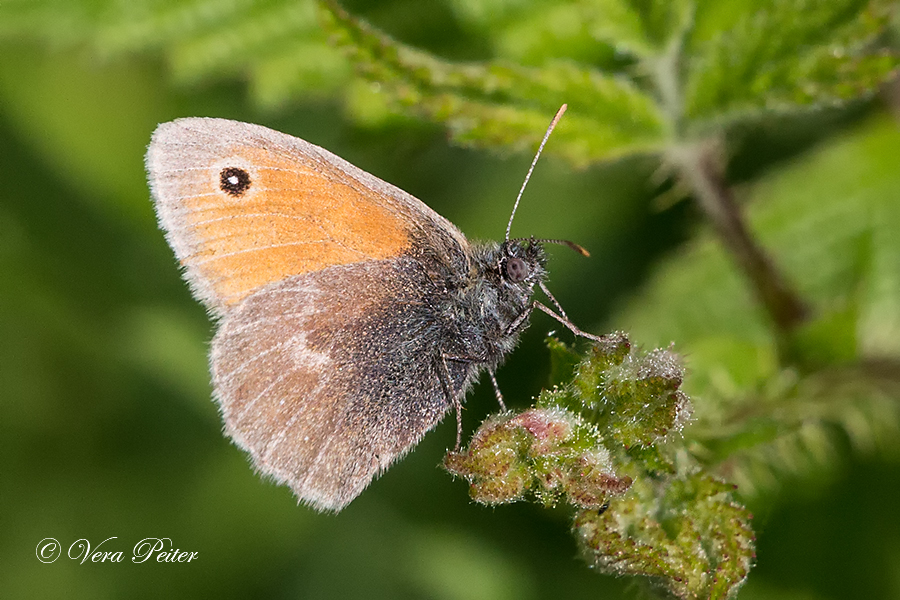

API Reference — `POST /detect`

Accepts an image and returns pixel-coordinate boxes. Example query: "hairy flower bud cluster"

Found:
[444,407,632,508]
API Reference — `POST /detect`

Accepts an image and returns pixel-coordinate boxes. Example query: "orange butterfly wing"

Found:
[146,117,467,316]
[146,118,482,511]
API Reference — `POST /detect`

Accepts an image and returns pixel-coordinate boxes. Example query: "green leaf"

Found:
[92,0,262,55]
[0,0,106,47]
[580,0,656,58]
[0,0,349,104]
[319,0,667,163]
[3,0,894,166]
[163,0,320,82]
[488,0,619,65]
[448,335,754,597]
[640,0,695,49]
[546,336,582,386]
[685,0,899,126]
[575,472,754,600]
[446,0,534,30]
[614,117,900,495]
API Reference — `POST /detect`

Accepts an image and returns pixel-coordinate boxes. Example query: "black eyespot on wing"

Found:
[220,166,251,196]
[505,257,529,283]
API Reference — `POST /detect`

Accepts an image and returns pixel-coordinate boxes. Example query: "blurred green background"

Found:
[2,0,900,598]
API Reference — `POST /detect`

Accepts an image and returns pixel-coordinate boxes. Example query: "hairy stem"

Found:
[670,141,811,335]
[649,15,810,343]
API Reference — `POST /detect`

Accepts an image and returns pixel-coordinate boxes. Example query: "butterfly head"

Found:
[499,238,547,289]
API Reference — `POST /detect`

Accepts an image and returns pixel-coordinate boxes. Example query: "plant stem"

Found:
[671,141,810,335]
[650,17,810,342]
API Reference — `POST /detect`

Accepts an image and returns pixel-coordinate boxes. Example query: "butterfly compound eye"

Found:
[505,257,529,283]
[220,166,252,197]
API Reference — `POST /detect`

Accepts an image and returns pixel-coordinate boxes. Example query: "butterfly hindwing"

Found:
[211,257,478,511]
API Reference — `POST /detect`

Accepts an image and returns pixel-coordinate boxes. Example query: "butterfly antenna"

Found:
[509,236,589,256]
[505,104,567,241]
[539,238,590,256]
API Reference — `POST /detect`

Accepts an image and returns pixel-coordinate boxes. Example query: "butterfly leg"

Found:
[442,353,504,448]
[532,301,604,342]
[487,368,507,411]
[505,303,535,337]
[438,356,465,450]
[539,281,570,321]
[506,295,603,346]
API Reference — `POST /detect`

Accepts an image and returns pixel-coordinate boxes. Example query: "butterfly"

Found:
[146,105,597,511]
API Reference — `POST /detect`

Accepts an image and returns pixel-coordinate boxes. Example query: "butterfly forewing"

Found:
[147,118,468,316]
